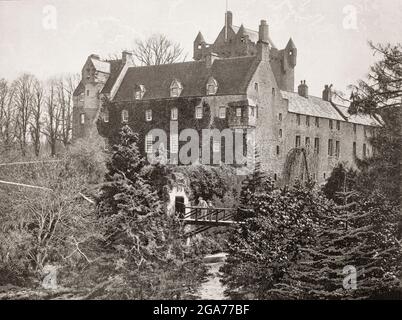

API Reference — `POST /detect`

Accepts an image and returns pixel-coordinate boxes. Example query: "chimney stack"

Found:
[258,20,269,44]
[257,20,270,61]
[322,84,333,101]
[226,11,233,27]
[298,80,309,98]
[122,50,133,65]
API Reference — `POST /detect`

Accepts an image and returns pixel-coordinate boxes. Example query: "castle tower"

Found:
[193,31,207,60]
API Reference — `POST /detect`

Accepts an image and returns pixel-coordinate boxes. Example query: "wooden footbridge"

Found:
[179,207,240,238]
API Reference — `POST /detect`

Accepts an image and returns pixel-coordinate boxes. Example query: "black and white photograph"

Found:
[0,0,401,307]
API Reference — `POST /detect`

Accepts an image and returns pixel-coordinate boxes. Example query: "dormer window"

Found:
[122,110,129,123]
[170,80,183,98]
[135,85,146,100]
[206,77,218,95]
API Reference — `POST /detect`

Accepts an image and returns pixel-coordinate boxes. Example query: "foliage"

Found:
[96,126,205,299]
[222,180,402,300]
[322,163,358,204]
[348,42,401,204]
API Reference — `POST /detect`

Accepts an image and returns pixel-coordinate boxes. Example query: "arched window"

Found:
[170,79,183,97]
[121,110,129,123]
[206,77,218,95]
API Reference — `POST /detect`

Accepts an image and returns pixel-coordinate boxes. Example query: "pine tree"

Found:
[272,192,401,300]
[238,150,274,219]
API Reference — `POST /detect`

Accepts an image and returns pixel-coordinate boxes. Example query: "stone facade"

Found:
[73,12,382,185]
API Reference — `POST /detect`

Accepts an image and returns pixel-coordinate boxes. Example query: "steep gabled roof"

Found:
[281,91,345,121]
[113,56,258,101]
[281,90,382,126]
[101,59,124,94]
[91,58,111,74]
[335,105,383,126]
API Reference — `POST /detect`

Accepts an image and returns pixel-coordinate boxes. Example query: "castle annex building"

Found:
[72,12,382,184]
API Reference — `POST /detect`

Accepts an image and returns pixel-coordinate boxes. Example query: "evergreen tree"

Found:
[238,150,274,218]
[349,42,401,204]
[271,192,401,300]
[96,126,205,299]
[221,183,330,299]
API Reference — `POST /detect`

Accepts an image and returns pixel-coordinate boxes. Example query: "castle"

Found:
[72,11,382,185]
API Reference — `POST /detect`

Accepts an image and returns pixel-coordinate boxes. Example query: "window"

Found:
[328,139,333,156]
[274,173,278,181]
[336,121,341,131]
[170,134,179,154]
[103,109,109,123]
[171,107,178,121]
[145,134,153,154]
[364,127,367,138]
[86,90,89,97]
[353,142,357,157]
[272,88,276,96]
[80,113,85,125]
[219,107,226,119]
[329,120,333,130]
[170,80,183,97]
[296,114,301,126]
[363,143,367,158]
[305,137,310,147]
[236,108,242,117]
[276,146,280,156]
[315,117,320,128]
[254,83,259,92]
[279,113,283,122]
[353,124,357,134]
[335,141,340,158]
[213,141,220,153]
[122,110,129,123]
[145,109,152,122]
[279,129,283,138]
[296,135,301,148]
[195,106,203,119]
[206,77,218,95]
[306,116,310,127]
[314,138,320,154]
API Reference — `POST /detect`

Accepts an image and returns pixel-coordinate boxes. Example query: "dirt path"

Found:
[198,253,228,300]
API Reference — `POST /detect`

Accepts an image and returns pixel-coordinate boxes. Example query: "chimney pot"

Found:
[122,50,132,65]
[322,84,333,102]
[298,80,309,98]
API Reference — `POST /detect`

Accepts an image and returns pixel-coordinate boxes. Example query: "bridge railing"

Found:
[183,207,236,223]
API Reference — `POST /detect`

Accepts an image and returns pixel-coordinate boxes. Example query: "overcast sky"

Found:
[0,0,401,96]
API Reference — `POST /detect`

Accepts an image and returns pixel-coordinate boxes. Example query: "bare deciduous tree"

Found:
[57,74,78,148]
[0,79,16,151]
[30,79,44,157]
[132,34,187,66]
[12,74,35,156]
[43,81,60,157]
